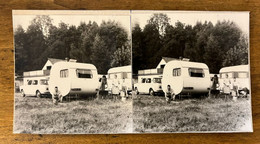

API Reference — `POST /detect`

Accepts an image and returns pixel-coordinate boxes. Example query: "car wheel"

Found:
[149,89,155,96]
[36,90,41,98]
[21,90,25,97]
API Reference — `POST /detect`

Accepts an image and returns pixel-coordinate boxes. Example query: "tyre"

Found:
[149,89,155,96]
[21,90,25,97]
[36,90,41,98]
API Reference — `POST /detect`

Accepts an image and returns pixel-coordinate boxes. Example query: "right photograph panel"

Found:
[131,11,252,133]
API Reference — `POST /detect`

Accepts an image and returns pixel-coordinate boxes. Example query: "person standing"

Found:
[97,75,108,99]
[232,77,240,97]
[211,74,219,90]
[223,74,231,94]
[210,74,219,98]
[121,78,128,98]
[112,74,120,100]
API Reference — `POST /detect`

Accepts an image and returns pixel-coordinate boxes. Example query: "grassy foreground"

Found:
[133,95,252,133]
[14,93,133,134]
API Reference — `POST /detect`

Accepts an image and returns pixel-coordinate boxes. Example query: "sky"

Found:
[131,11,249,35]
[12,10,131,35]
[12,10,250,36]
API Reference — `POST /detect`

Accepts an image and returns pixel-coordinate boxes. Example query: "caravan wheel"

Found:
[36,91,41,98]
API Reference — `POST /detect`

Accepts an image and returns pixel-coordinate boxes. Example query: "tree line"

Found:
[14,15,131,75]
[132,13,249,74]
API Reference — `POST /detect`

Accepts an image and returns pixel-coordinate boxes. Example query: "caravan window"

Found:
[172,68,181,76]
[238,72,248,78]
[60,69,69,78]
[122,72,128,79]
[227,72,233,78]
[220,73,232,78]
[220,73,225,78]
[76,69,93,78]
[153,78,161,83]
[189,68,204,77]
[40,79,48,85]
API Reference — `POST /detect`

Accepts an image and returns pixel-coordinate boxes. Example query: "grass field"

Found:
[14,93,252,133]
[133,95,252,133]
[14,93,133,134]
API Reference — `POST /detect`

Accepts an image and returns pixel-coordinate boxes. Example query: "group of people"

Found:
[211,74,249,97]
[97,74,128,100]
[222,74,249,97]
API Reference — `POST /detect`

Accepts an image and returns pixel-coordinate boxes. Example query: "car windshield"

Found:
[40,79,48,85]
[153,78,162,83]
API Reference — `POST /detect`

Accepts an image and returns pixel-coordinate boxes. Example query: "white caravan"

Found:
[20,76,50,97]
[48,61,99,97]
[134,75,163,96]
[162,61,211,95]
[107,65,132,92]
[219,65,250,91]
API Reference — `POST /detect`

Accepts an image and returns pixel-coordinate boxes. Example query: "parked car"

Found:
[20,77,50,98]
[134,75,163,96]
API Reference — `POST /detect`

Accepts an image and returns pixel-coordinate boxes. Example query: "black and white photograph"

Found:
[13,10,252,134]
[13,10,132,134]
[131,11,252,133]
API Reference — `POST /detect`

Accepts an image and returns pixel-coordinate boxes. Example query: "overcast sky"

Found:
[13,10,249,36]
[12,10,131,35]
[131,11,249,35]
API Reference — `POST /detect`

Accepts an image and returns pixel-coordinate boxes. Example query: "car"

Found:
[20,77,50,98]
[134,75,163,96]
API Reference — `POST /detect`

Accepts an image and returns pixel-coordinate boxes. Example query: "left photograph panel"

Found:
[13,10,132,134]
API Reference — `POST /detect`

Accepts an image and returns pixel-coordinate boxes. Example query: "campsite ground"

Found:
[133,94,252,133]
[14,93,133,134]
[14,93,252,133]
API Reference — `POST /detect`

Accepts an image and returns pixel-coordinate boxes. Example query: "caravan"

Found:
[162,60,211,95]
[48,61,99,97]
[219,65,250,92]
[107,65,132,93]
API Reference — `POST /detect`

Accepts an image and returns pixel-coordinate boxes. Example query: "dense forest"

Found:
[132,13,249,74]
[14,15,131,75]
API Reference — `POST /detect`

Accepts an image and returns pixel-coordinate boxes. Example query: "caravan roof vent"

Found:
[69,59,77,62]
[182,58,190,61]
